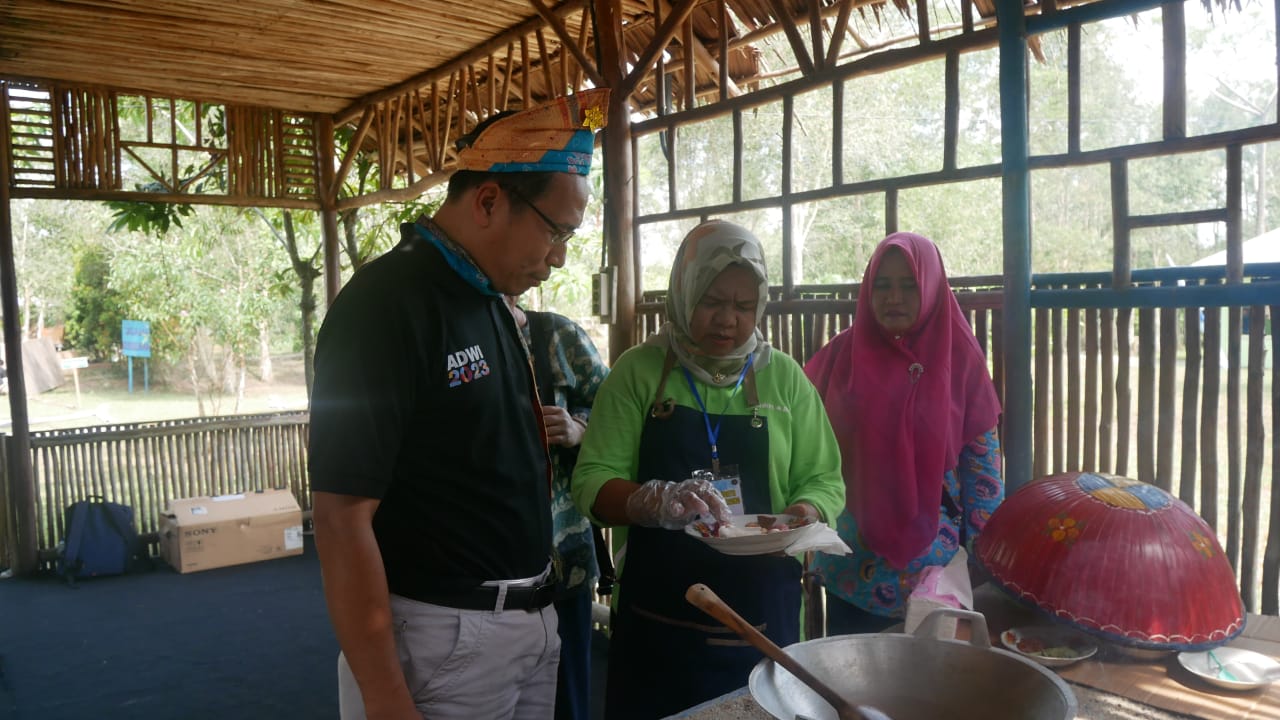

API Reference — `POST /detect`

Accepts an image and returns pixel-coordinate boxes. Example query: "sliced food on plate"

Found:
[685,513,818,556]
[1001,626,1099,668]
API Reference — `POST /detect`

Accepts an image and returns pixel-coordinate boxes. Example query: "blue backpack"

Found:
[56,496,148,583]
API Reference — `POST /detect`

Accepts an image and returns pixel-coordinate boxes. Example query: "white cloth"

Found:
[783,521,851,557]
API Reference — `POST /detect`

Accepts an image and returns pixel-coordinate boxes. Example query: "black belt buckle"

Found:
[407,571,558,612]
[507,580,556,612]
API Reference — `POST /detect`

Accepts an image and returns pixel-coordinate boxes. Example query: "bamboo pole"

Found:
[1227,304,1243,571]
[997,0,1032,490]
[336,3,583,123]
[596,0,638,363]
[1156,302,1177,490]
[527,0,603,89]
[1066,307,1080,471]
[1179,302,1201,506]
[1083,307,1098,471]
[682,17,696,110]
[1241,306,1266,611]
[1201,307,1221,531]
[1162,1,1186,140]
[1051,304,1064,473]
[619,0,701,100]
[0,91,38,574]
[1033,306,1049,479]
[781,94,794,294]
[1115,307,1132,477]
[1099,307,1114,471]
[1262,305,1279,614]
[764,0,816,76]
[317,115,342,305]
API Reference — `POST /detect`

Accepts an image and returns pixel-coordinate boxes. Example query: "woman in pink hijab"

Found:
[805,232,1004,633]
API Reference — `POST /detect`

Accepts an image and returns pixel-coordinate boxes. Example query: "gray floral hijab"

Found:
[644,220,773,387]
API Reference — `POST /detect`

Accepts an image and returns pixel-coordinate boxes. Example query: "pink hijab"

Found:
[805,232,1001,569]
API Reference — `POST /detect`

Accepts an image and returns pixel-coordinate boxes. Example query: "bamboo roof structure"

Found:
[1,0,1213,208]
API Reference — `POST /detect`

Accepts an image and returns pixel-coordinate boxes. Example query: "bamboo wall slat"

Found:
[5,83,317,202]
[634,266,1276,612]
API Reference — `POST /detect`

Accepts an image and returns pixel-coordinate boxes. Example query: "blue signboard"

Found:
[122,320,151,358]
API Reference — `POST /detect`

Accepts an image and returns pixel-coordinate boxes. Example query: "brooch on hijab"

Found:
[908,363,924,384]
[711,371,725,383]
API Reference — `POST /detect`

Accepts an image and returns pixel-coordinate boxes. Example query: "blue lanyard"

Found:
[682,353,754,475]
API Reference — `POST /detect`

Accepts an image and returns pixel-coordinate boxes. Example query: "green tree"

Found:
[106,205,281,414]
[64,244,128,361]
[10,199,111,340]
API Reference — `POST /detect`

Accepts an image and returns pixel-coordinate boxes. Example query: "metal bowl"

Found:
[749,610,1077,720]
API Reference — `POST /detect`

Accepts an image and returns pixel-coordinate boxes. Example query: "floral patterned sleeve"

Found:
[557,320,609,419]
[959,426,1004,552]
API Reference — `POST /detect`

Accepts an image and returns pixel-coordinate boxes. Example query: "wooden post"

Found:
[997,0,1033,491]
[0,94,37,574]
[596,0,637,363]
[317,115,342,305]
[1161,1,1186,140]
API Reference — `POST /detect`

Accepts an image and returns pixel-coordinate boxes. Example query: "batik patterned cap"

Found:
[456,88,610,175]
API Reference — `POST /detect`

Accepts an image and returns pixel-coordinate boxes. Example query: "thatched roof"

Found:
[0,0,1240,205]
[2,0,755,116]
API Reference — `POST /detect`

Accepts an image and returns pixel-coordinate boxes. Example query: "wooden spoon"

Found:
[685,583,890,720]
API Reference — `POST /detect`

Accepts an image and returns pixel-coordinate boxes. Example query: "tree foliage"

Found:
[104,206,281,412]
[64,244,128,360]
[10,198,109,338]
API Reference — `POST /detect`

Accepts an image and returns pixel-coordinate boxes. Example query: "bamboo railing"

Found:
[639,264,1278,613]
[0,411,310,569]
[1,263,1275,609]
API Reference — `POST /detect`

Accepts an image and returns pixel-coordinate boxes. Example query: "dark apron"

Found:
[604,404,801,719]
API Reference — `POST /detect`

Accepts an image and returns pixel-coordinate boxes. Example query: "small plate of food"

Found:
[685,513,818,556]
[1177,647,1280,691]
[1001,626,1098,668]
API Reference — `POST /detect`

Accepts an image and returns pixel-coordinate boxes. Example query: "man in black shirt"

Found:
[309,88,609,720]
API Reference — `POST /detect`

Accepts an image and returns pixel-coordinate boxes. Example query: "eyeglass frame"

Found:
[505,185,576,245]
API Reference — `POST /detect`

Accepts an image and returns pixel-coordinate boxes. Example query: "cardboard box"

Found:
[160,489,304,573]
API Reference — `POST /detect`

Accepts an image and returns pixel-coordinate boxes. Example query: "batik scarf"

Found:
[805,232,1001,568]
[644,220,773,387]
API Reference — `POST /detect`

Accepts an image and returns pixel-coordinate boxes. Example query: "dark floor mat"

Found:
[0,538,337,720]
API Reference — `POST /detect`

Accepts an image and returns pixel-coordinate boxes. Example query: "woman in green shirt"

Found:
[571,219,845,719]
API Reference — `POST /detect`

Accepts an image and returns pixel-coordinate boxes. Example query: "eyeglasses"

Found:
[506,185,575,245]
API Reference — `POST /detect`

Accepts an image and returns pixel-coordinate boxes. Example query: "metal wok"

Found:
[749,610,1077,720]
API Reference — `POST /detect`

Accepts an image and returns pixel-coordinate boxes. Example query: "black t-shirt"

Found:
[308,224,551,591]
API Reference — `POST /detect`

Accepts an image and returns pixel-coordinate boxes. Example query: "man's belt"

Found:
[403,562,558,612]
[411,581,557,612]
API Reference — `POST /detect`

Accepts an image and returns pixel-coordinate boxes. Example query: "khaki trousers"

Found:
[338,593,560,720]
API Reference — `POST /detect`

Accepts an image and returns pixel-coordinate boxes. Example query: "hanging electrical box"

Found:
[592,267,616,323]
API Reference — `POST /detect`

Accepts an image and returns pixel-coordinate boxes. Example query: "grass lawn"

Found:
[0,356,309,432]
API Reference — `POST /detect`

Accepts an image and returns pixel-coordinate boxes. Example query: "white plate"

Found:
[1000,626,1098,668]
[1178,647,1280,691]
[684,513,817,556]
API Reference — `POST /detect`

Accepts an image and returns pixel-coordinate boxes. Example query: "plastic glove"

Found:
[625,478,733,530]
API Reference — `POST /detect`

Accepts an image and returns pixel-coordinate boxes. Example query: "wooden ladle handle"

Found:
[685,583,869,720]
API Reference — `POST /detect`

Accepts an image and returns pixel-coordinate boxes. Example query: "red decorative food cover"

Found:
[975,471,1245,651]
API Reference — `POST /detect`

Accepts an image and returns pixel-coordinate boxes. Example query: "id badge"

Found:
[704,465,745,516]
